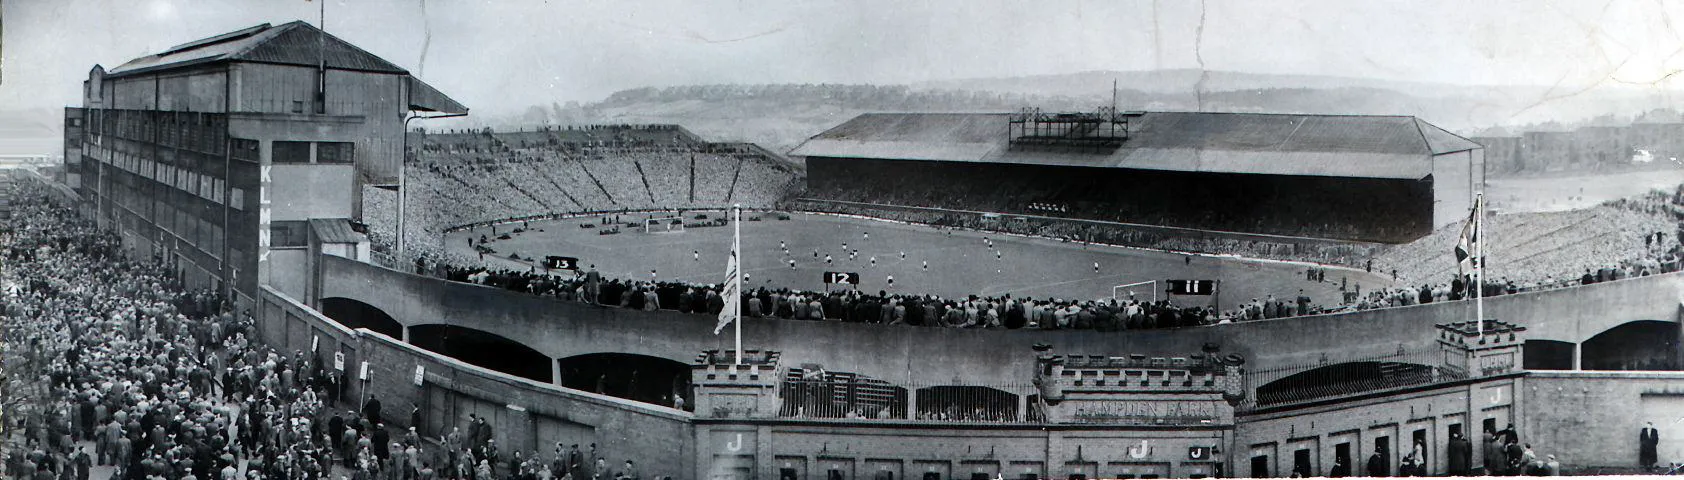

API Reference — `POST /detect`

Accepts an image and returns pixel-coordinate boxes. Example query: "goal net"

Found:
[1111,280,1157,303]
[644,216,685,234]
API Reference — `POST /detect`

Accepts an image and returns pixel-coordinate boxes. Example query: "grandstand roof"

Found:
[309,218,366,245]
[104,21,467,114]
[791,112,1482,179]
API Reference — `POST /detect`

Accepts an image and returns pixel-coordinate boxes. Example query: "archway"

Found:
[1255,362,1441,406]
[1582,320,1681,371]
[1523,340,1576,370]
[915,386,1018,422]
[555,353,692,410]
[319,297,403,339]
[408,324,552,383]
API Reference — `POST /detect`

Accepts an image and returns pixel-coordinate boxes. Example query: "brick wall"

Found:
[257,285,697,479]
[694,422,1226,480]
[1237,376,1521,478]
[1522,372,1684,472]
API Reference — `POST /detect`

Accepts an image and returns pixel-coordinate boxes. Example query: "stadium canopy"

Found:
[790,112,1482,179]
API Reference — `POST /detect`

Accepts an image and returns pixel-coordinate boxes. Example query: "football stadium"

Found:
[13,20,1684,480]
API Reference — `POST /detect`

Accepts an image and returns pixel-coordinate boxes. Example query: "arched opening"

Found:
[408,324,552,383]
[1256,362,1442,406]
[555,353,692,410]
[1582,320,1681,371]
[915,386,1019,422]
[1523,340,1576,370]
[319,297,403,339]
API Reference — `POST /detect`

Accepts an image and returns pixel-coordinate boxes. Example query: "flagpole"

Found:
[1475,194,1484,335]
[734,204,743,366]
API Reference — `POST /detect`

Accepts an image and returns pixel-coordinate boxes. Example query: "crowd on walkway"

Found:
[0,180,649,480]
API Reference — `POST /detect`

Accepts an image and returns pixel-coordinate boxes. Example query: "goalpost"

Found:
[643,216,685,234]
[1111,280,1157,304]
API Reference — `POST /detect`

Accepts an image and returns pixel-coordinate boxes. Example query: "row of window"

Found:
[273,141,354,164]
[102,180,228,262]
[87,109,229,155]
[86,140,250,210]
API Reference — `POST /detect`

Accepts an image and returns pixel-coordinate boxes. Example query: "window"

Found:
[270,220,308,248]
[230,188,245,211]
[291,100,304,114]
[232,139,259,161]
[1250,456,1269,479]
[273,141,311,164]
[316,142,354,164]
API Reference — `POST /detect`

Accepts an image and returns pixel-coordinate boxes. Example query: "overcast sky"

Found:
[4,0,1684,117]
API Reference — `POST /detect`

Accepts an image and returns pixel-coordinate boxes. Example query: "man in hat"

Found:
[363,394,383,426]
[1447,432,1472,476]
[72,446,90,480]
[411,402,424,437]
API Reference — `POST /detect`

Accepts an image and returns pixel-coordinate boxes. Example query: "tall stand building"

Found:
[63,21,466,306]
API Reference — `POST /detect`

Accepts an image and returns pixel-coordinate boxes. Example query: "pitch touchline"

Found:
[979,273,1131,297]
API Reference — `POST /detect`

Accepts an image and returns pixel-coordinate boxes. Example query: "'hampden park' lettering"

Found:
[1073,401,1219,423]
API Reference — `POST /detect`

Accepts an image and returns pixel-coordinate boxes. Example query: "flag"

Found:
[713,251,740,335]
[1454,195,1483,286]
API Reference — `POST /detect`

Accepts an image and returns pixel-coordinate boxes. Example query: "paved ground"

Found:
[446,212,1393,311]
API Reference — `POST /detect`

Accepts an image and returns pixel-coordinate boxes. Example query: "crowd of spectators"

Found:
[398,126,799,230]
[804,161,1429,243]
[367,126,1684,336]
[792,200,1382,268]
[1359,187,1684,313]
[359,126,800,273]
[401,183,1684,333]
[1,178,649,480]
[420,250,1246,331]
[364,133,798,271]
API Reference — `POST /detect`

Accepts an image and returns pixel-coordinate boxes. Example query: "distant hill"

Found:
[452,70,1684,158]
[0,108,65,157]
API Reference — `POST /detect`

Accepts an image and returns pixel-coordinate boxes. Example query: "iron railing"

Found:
[776,379,1041,423]
[1238,348,1465,412]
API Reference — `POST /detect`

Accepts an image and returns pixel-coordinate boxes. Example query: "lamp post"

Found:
[397,112,466,264]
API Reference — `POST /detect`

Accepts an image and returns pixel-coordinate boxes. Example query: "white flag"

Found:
[714,251,740,335]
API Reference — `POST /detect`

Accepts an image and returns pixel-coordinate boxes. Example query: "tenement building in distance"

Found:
[23,17,1684,480]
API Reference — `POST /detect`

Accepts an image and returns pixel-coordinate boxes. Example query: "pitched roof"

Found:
[309,218,367,245]
[106,21,408,77]
[791,112,1483,179]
